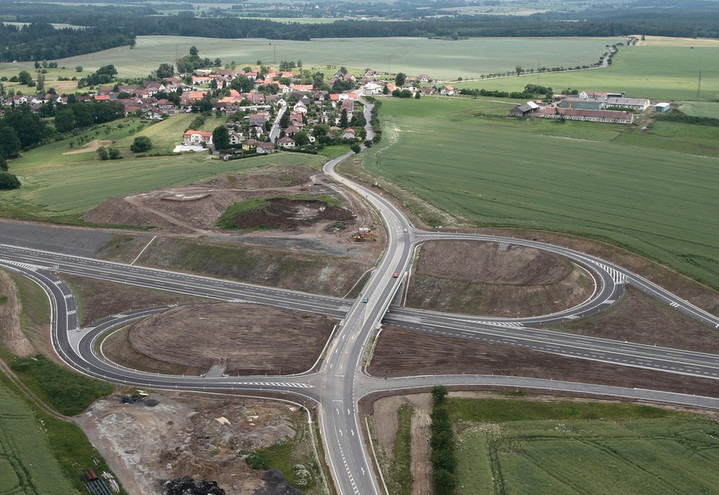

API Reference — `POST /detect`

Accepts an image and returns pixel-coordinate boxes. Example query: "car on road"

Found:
[393,272,399,278]
[362,297,369,303]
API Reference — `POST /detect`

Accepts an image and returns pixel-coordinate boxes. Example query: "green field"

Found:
[459,43,719,101]
[451,397,719,495]
[2,121,327,220]
[0,35,616,80]
[0,374,81,494]
[360,97,719,289]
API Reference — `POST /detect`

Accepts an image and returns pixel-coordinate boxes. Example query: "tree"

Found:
[351,143,361,154]
[339,109,348,128]
[294,130,309,146]
[108,146,121,159]
[230,75,253,93]
[212,125,230,150]
[515,65,524,76]
[279,110,290,129]
[189,46,199,57]
[394,72,406,87]
[75,65,83,72]
[156,63,174,78]
[0,156,7,171]
[0,172,21,190]
[130,136,153,153]
[0,123,22,159]
[18,71,32,85]
[97,146,109,160]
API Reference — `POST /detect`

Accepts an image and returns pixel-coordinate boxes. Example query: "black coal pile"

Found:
[258,470,304,495]
[162,477,225,495]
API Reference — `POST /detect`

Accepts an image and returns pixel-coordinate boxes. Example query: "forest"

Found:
[1,1,719,61]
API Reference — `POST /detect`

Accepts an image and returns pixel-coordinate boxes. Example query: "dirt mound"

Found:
[125,303,335,375]
[76,391,302,495]
[406,241,593,317]
[228,197,354,231]
[201,165,317,189]
[83,165,336,234]
[84,197,188,232]
[415,241,570,285]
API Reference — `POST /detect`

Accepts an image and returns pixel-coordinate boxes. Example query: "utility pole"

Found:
[696,69,702,99]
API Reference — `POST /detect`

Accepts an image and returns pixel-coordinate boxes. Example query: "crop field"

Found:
[459,40,719,101]
[7,35,616,80]
[0,378,79,494]
[361,97,719,289]
[451,398,719,495]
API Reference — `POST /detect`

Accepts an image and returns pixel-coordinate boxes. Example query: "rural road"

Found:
[2,123,719,493]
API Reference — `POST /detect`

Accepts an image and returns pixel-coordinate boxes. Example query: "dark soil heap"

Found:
[163,477,225,495]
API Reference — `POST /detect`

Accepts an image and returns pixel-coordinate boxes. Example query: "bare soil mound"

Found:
[417,241,569,285]
[125,302,335,375]
[82,165,343,234]
[406,241,592,317]
[76,391,305,495]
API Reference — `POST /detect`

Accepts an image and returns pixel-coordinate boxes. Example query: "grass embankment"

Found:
[244,409,325,494]
[450,395,719,495]
[361,97,719,290]
[8,354,113,416]
[105,235,368,297]
[389,403,413,495]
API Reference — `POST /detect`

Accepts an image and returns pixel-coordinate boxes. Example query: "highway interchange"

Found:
[2,116,719,494]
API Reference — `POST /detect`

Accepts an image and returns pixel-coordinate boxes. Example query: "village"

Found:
[1,58,674,161]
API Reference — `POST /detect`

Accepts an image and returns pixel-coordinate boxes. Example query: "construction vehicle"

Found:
[354,227,376,241]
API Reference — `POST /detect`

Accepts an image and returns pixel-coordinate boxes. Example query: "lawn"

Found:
[452,397,719,495]
[360,97,719,289]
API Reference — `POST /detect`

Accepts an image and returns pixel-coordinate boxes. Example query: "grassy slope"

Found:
[3,114,326,220]
[451,397,719,495]
[361,97,719,289]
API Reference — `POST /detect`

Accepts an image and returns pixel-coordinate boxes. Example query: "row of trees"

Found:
[55,100,126,133]
[430,386,456,495]
[460,83,554,101]
[0,22,134,62]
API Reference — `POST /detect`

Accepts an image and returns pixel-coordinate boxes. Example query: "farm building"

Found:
[654,102,671,112]
[559,98,606,110]
[509,102,539,117]
[606,97,650,111]
[540,107,634,124]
